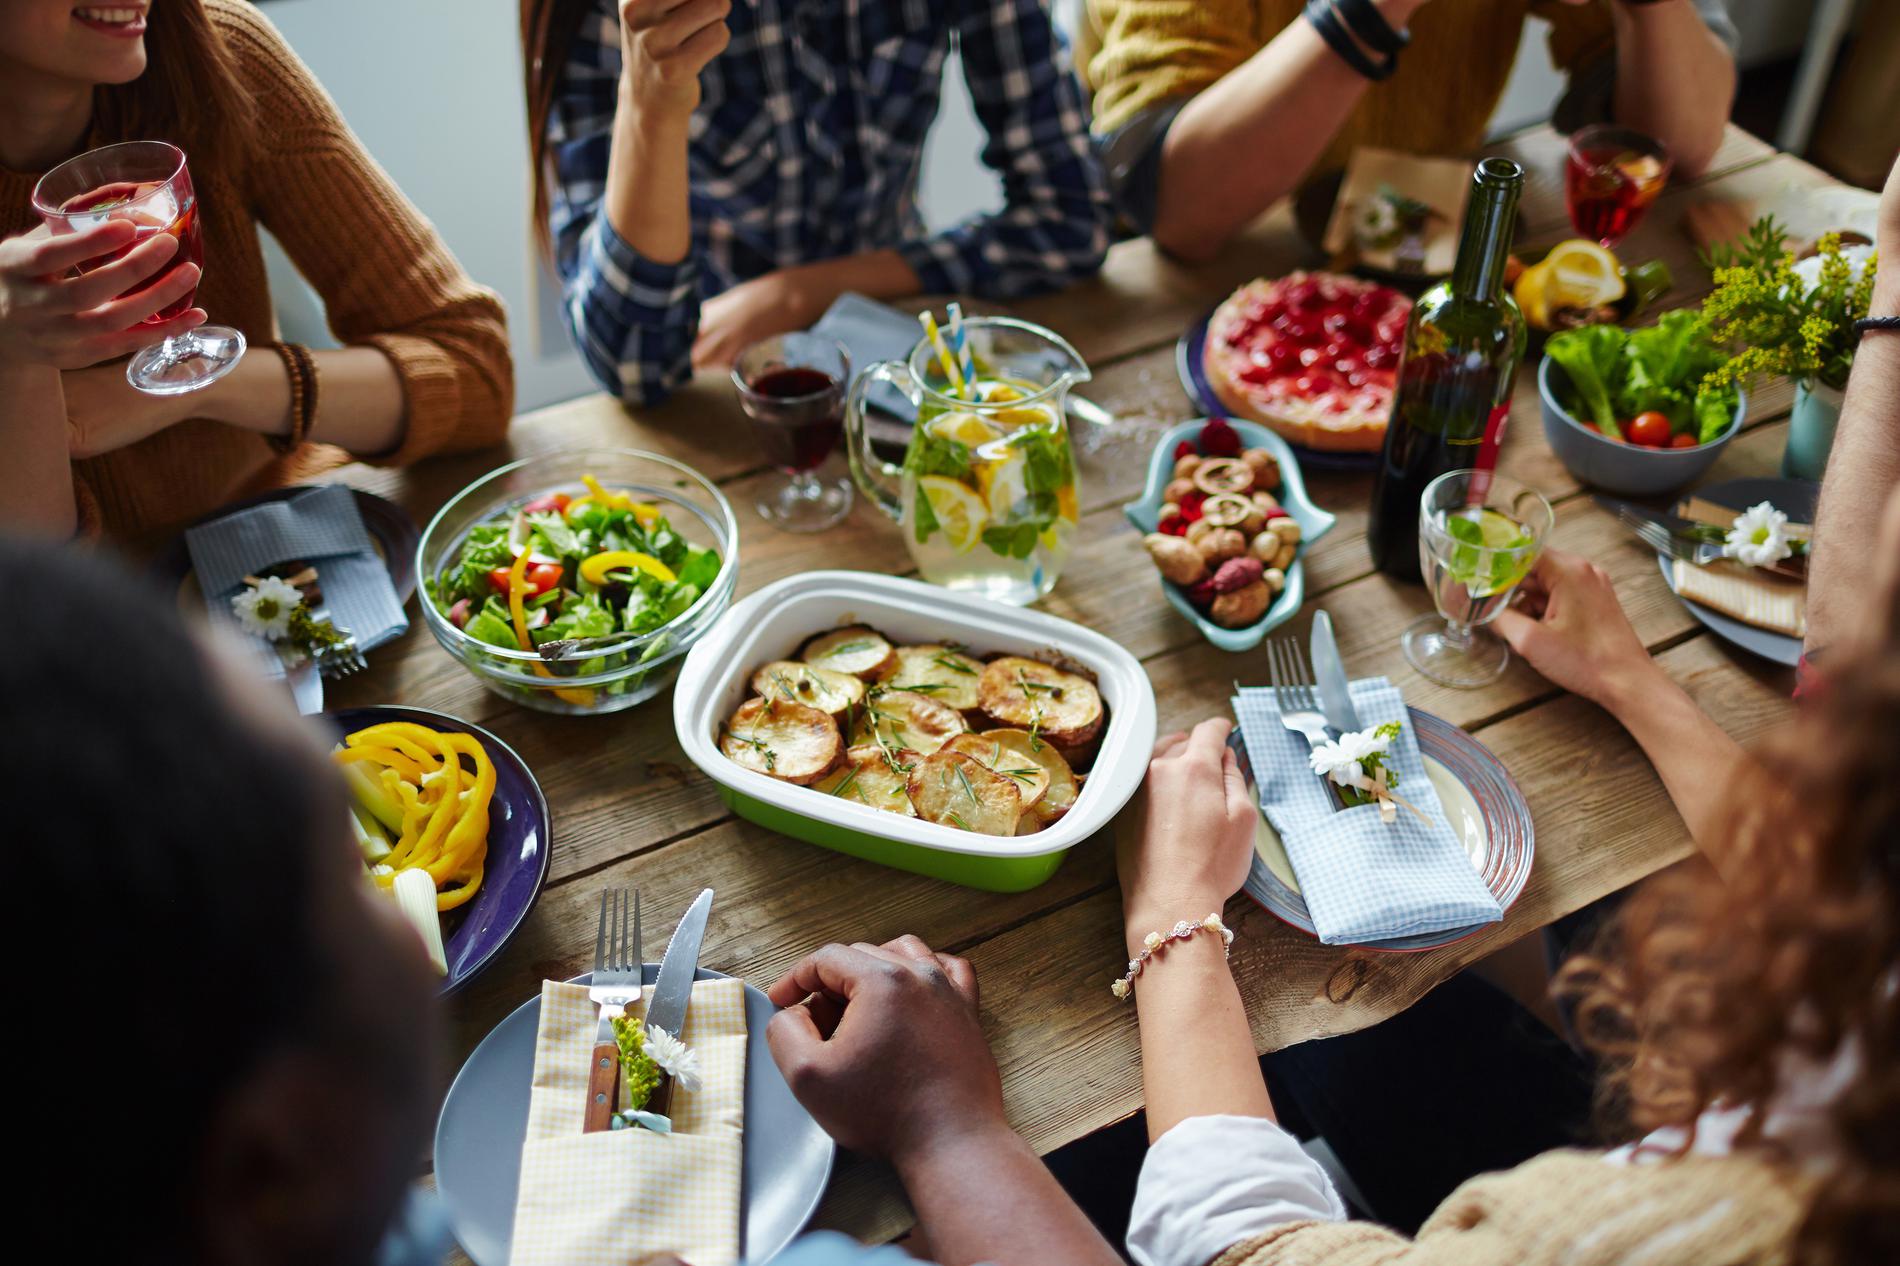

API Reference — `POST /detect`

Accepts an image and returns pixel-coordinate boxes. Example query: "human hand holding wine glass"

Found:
[0,220,204,371]
[32,140,244,396]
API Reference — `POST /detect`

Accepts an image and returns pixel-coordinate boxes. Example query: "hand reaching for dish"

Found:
[764,936,1005,1161]
[1494,548,1654,709]
[1116,718,1254,948]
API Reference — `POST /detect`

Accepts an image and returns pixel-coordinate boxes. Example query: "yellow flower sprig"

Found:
[1700,221,1877,394]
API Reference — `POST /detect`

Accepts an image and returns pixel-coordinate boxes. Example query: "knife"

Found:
[643,887,714,1117]
[1310,610,1361,735]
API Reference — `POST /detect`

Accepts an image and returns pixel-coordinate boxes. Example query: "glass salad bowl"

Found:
[418,449,739,715]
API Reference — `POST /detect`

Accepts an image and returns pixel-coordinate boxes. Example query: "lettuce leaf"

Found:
[1545,325,1626,436]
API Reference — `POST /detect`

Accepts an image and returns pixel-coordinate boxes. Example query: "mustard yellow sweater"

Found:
[1082,0,1615,177]
[1215,1150,1808,1266]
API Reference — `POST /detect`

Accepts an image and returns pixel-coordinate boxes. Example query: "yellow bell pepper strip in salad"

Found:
[430,474,725,708]
[578,550,676,586]
[510,548,598,708]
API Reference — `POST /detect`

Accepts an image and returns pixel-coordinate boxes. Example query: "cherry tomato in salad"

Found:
[520,492,572,515]
[487,562,563,595]
[1670,432,1700,449]
[1626,411,1673,447]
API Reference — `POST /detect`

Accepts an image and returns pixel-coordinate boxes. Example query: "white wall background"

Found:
[258,0,1816,414]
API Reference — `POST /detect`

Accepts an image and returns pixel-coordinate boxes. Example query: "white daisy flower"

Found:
[1307,726,1392,787]
[1723,501,1793,569]
[1790,244,1875,297]
[231,576,303,640]
[644,1025,704,1095]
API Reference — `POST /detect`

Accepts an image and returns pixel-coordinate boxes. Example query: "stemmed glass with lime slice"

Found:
[1406,470,1553,688]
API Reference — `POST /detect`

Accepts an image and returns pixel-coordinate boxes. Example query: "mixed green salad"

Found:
[429,477,722,699]
[1546,310,1741,447]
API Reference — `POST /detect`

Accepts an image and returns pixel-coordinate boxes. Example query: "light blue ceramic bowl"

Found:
[1122,420,1337,653]
[1538,356,1745,497]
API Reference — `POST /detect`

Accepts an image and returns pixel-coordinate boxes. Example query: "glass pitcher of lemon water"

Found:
[845,317,1089,605]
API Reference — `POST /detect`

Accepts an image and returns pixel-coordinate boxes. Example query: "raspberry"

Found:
[1177,490,1208,523]
[1264,508,1291,522]
[1172,440,1197,461]
[1201,417,1242,457]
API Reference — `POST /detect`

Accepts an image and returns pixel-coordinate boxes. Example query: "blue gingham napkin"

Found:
[185,485,407,678]
[1234,677,1502,945]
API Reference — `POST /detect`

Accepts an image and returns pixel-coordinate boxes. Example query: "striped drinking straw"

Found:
[918,311,967,399]
[946,302,977,398]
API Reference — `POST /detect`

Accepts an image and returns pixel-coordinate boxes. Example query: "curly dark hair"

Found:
[1558,583,1900,1264]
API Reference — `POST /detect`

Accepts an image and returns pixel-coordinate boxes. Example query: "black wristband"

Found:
[1334,0,1410,57]
[1305,0,1395,81]
[1856,316,1900,336]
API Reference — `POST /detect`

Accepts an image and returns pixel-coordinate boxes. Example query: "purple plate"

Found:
[327,706,552,994]
[1176,310,1378,473]
[1233,708,1534,953]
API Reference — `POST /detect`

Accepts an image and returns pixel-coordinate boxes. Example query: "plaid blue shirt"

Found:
[547,0,1112,405]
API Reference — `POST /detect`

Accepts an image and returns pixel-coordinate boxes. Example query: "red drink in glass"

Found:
[733,334,854,532]
[33,140,245,395]
[744,365,845,471]
[58,180,203,323]
[1564,125,1671,249]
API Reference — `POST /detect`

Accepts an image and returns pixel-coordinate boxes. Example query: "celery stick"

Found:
[336,750,406,834]
[350,805,393,864]
[391,868,447,976]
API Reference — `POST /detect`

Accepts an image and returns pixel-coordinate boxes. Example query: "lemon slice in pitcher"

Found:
[927,411,1001,447]
[919,475,990,553]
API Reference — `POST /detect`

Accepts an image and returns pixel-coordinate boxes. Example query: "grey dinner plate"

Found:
[434,967,835,1265]
[1656,476,1818,668]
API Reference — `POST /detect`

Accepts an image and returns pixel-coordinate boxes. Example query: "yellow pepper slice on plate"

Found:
[578,549,677,586]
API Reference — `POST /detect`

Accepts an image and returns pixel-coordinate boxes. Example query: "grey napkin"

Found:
[185,485,407,675]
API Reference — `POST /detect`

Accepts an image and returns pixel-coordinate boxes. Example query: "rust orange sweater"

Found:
[0,0,513,539]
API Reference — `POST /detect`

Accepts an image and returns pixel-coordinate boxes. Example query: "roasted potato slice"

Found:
[718,697,841,785]
[849,688,967,754]
[976,656,1104,754]
[800,626,898,679]
[907,750,1021,836]
[749,660,866,718]
[942,731,1050,813]
[810,744,919,816]
[878,644,985,711]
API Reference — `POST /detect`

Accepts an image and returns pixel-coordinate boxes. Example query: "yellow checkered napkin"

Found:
[510,979,747,1266]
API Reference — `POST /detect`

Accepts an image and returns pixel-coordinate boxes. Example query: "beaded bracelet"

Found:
[1111,913,1235,1000]
[266,342,319,455]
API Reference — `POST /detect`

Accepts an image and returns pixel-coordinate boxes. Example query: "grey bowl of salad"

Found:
[419,449,738,715]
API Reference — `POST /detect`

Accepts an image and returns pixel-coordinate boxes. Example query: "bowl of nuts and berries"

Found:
[1122,417,1336,652]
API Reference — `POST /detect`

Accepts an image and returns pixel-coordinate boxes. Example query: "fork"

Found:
[1266,637,1345,812]
[1614,508,1806,582]
[583,888,642,1133]
[313,626,366,679]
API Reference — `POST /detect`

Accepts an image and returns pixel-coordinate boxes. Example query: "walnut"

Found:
[1185,518,1220,545]
[1195,527,1247,566]
[1210,579,1272,628]
[1157,502,1181,525]
[1241,448,1281,492]
[1163,478,1197,505]
[1172,454,1203,480]
[1143,533,1209,585]
[1250,490,1281,515]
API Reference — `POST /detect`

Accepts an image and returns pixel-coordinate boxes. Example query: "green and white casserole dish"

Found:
[673,571,1158,891]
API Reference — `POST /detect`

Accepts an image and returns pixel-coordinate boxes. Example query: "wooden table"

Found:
[329,124,1837,1251]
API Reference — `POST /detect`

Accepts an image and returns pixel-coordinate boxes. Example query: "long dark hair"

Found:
[91,0,255,160]
[521,0,595,255]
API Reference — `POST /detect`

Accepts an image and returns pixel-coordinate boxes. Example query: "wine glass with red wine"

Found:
[32,140,246,395]
[1564,125,1671,249]
[733,334,853,532]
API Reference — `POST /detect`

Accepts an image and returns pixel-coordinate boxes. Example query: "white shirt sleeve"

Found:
[1126,1115,1347,1266]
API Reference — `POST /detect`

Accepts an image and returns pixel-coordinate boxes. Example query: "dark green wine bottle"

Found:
[1367,158,1528,581]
